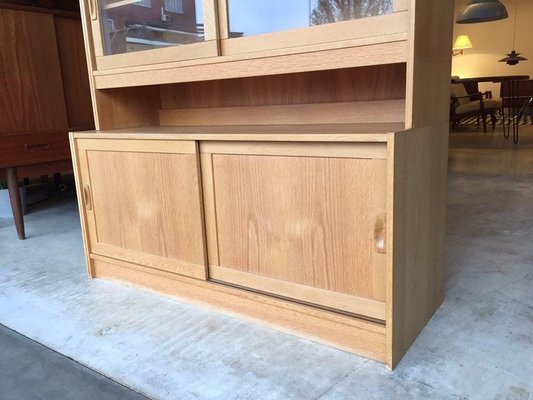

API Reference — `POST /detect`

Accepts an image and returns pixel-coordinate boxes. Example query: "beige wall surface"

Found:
[452,0,533,95]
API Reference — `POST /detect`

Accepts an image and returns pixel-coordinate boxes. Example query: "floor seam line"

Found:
[497,291,533,311]
[312,360,369,400]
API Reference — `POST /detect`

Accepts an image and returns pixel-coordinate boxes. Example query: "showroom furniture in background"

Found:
[0,3,94,239]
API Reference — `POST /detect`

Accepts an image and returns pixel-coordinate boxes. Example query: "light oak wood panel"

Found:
[70,134,93,277]
[93,86,161,130]
[72,124,399,142]
[94,40,408,88]
[210,265,386,320]
[95,41,220,71]
[54,16,95,131]
[160,101,405,126]
[77,138,196,154]
[208,151,387,303]
[405,0,454,128]
[393,0,409,12]
[200,141,386,159]
[0,8,68,134]
[75,138,207,279]
[386,124,448,368]
[91,256,387,362]
[160,64,407,109]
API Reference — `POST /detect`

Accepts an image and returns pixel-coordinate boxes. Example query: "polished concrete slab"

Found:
[0,145,532,399]
[0,323,148,400]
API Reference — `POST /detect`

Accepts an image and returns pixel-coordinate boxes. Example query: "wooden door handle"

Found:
[83,184,93,211]
[89,0,98,20]
[374,213,386,254]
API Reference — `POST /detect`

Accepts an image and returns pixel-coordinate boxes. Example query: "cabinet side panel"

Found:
[405,0,454,128]
[387,123,448,368]
[69,135,93,277]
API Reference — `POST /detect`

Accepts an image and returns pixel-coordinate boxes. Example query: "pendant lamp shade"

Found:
[499,51,527,66]
[456,0,508,24]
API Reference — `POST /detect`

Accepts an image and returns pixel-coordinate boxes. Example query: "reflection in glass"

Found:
[228,0,393,38]
[100,0,205,55]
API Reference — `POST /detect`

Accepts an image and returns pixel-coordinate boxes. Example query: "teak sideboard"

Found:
[0,3,94,239]
[71,0,453,368]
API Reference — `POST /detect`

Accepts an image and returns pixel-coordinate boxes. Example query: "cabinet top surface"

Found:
[70,124,404,142]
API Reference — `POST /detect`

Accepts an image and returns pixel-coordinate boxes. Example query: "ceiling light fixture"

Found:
[499,1,527,66]
[456,0,508,24]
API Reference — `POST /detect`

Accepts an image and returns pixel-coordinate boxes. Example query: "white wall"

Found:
[452,0,533,95]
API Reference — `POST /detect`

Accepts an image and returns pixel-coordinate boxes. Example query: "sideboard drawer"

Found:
[0,132,70,168]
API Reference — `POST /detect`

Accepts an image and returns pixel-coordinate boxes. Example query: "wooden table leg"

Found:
[6,167,25,240]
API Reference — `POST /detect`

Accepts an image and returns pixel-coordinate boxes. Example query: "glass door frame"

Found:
[87,0,220,71]
[216,0,410,57]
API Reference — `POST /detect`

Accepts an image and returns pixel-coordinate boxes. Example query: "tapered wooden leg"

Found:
[6,167,25,240]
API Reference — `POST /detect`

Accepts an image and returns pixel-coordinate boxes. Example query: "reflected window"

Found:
[135,0,152,7]
[100,0,204,55]
[165,0,184,14]
[228,0,393,38]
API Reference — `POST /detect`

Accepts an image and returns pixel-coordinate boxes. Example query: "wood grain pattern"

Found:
[200,153,220,266]
[159,101,405,126]
[210,265,386,320]
[69,134,93,277]
[93,86,161,130]
[75,138,206,279]
[405,0,454,128]
[0,8,68,134]
[94,40,408,88]
[6,167,24,240]
[200,141,387,159]
[95,41,220,71]
[91,255,387,362]
[386,124,448,368]
[209,152,387,302]
[0,131,70,168]
[54,16,95,130]
[160,64,407,109]
[71,124,399,142]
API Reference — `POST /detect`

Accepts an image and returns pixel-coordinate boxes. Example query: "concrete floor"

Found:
[0,324,148,400]
[1,134,532,399]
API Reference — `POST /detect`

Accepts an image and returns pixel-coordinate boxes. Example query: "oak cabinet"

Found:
[74,0,454,369]
[72,137,207,279]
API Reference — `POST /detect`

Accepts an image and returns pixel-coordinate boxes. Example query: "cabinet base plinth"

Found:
[90,255,387,364]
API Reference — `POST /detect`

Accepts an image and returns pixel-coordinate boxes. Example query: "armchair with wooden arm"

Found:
[450,83,502,132]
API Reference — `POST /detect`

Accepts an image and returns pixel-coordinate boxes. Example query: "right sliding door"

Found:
[201,141,387,321]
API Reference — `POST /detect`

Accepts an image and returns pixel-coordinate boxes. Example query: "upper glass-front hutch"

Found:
[87,0,408,79]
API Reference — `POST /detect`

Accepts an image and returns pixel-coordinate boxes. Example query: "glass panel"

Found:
[99,0,205,55]
[227,0,393,38]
